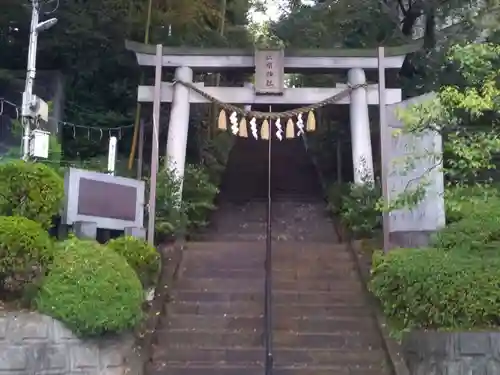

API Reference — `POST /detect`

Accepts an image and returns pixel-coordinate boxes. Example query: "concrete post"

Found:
[348,68,375,184]
[125,227,146,239]
[166,66,193,195]
[73,221,97,240]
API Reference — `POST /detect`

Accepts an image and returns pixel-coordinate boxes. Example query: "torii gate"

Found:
[125,40,422,245]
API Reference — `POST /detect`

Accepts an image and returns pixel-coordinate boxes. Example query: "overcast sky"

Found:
[250,0,315,24]
[250,0,283,24]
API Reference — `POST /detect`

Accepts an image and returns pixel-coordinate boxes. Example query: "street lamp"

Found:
[21,0,57,160]
[36,18,58,32]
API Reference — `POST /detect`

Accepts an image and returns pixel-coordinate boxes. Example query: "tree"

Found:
[0,0,252,161]
[399,42,500,185]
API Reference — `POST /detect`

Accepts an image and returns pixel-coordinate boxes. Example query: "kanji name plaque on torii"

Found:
[254,48,285,95]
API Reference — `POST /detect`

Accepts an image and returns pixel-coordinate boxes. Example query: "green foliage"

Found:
[182,164,219,230]
[1,0,252,159]
[370,248,500,331]
[432,186,500,253]
[0,216,53,300]
[327,180,381,238]
[432,213,500,254]
[36,237,144,337]
[325,182,350,216]
[399,43,500,185]
[0,160,64,229]
[147,165,187,241]
[371,184,500,333]
[149,162,219,242]
[200,132,234,185]
[444,183,500,224]
[107,236,160,289]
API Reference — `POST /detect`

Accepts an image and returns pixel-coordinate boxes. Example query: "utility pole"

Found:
[21,0,57,160]
[22,0,40,160]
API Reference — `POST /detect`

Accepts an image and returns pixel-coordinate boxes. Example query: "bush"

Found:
[432,213,500,253]
[182,164,219,229]
[107,236,160,289]
[332,181,381,238]
[36,238,144,337]
[0,160,64,229]
[150,162,218,241]
[0,216,53,300]
[148,165,187,241]
[444,184,500,224]
[433,188,500,253]
[326,182,350,216]
[370,248,500,330]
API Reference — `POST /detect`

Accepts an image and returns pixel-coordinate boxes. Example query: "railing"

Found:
[264,118,274,375]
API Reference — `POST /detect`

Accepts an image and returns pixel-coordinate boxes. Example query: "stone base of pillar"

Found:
[56,223,69,241]
[125,227,146,240]
[73,221,97,240]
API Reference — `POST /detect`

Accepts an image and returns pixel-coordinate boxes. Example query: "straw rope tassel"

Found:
[239,117,248,138]
[306,111,316,132]
[285,118,295,139]
[260,119,269,140]
[218,109,227,130]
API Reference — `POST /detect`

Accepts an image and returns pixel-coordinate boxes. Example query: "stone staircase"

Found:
[148,137,391,375]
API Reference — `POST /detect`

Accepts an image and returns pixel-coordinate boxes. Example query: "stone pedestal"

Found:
[125,227,146,240]
[73,221,97,240]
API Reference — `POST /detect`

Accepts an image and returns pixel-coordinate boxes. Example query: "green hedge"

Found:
[444,184,500,224]
[371,185,500,332]
[107,236,160,289]
[36,238,144,337]
[370,248,500,330]
[431,213,500,253]
[0,216,53,300]
[0,160,64,229]
[434,187,500,253]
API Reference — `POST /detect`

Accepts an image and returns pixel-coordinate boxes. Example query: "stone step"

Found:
[158,329,382,349]
[182,256,355,271]
[185,240,347,250]
[168,301,372,318]
[184,243,351,260]
[163,315,376,333]
[175,278,363,293]
[197,233,338,242]
[172,290,366,305]
[148,364,387,375]
[153,347,386,367]
[179,268,358,280]
[180,259,357,271]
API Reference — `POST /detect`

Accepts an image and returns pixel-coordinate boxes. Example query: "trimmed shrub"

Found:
[370,248,500,330]
[432,213,500,253]
[36,238,144,337]
[107,236,160,288]
[0,160,64,229]
[0,216,53,299]
[433,191,500,253]
[444,184,500,224]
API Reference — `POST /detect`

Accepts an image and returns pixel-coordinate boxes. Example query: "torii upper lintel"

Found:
[124,40,422,72]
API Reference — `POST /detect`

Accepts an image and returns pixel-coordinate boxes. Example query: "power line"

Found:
[0,97,136,140]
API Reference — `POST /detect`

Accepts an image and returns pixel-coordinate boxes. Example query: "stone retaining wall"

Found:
[403,331,500,375]
[0,312,142,375]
